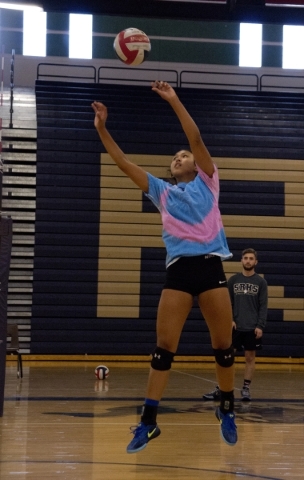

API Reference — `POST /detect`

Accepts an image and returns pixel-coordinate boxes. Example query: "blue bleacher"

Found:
[31,80,304,357]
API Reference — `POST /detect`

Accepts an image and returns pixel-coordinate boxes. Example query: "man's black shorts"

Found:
[232,329,262,352]
[163,255,228,296]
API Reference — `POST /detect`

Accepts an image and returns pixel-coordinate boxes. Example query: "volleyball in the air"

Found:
[113,28,151,66]
[94,365,109,380]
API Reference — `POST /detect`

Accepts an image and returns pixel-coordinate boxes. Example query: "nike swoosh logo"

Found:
[148,428,157,438]
[219,280,226,284]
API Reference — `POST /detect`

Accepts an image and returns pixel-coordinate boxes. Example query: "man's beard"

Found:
[243,264,255,272]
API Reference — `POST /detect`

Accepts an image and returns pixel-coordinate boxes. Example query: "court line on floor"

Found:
[0,459,285,480]
[4,396,304,402]
[172,368,242,391]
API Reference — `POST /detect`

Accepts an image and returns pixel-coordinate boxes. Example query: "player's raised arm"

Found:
[91,101,149,192]
[151,81,214,178]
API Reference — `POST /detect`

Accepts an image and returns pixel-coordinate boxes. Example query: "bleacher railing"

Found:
[180,70,259,91]
[260,74,304,92]
[97,66,179,87]
[36,62,304,93]
[37,63,96,83]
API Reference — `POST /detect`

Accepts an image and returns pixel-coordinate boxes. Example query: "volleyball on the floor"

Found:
[113,28,151,66]
[94,365,109,380]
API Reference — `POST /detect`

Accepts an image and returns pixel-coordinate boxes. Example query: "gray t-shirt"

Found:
[228,272,268,331]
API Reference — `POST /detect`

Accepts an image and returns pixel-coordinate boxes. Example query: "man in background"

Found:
[203,248,268,401]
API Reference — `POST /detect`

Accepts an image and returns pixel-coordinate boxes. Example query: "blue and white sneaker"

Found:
[126,422,161,453]
[241,387,251,401]
[215,407,237,446]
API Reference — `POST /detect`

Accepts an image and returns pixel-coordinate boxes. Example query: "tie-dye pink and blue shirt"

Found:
[145,164,232,267]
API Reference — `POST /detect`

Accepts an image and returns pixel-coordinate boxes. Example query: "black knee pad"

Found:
[151,347,175,371]
[213,345,234,368]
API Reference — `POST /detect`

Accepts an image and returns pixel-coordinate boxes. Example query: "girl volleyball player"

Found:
[91,81,237,453]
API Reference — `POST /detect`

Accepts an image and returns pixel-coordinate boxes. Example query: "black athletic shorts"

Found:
[232,329,263,352]
[163,255,228,296]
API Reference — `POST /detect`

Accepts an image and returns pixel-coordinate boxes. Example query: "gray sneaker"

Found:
[203,385,221,401]
[241,387,251,401]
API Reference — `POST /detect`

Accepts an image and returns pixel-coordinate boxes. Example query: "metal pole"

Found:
[9,49,15,129]
[0,217,13,417]
[0,118,2,216]
[0,45,4,107]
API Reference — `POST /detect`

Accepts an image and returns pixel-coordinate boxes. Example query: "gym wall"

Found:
[1,8,286,88]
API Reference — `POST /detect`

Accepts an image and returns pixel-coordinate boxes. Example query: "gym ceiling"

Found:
[4,0,304,24]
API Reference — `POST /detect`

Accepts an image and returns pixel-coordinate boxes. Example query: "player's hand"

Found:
[232,321,236,330]
[151,81,177,101]
[91,101,108,128]
[255,327,263,339]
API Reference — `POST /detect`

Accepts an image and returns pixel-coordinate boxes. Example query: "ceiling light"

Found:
[0,2,43,11]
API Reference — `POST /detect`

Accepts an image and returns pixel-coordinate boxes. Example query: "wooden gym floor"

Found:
[1,360,304,480]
